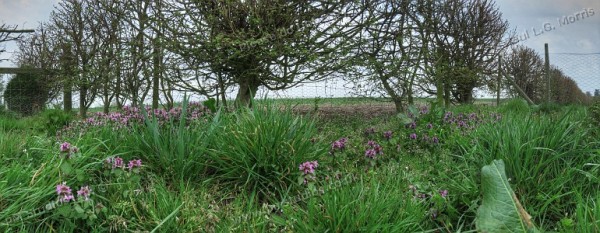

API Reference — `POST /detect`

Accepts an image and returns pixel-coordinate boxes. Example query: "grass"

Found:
[0,100,599,232]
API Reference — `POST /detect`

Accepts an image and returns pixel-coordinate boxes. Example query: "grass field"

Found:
[1,99,599,232]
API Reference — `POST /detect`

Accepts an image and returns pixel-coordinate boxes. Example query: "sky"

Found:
[1,0,599,97]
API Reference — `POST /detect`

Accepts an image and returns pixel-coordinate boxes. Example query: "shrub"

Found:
[588,99,600,125]
[276,163,429,232]
[533,102,562,114]
[498,98,530,115]
[41,109,74,137]
[3,71,48,116]
[451,108,600,229]
[205,103,326,201]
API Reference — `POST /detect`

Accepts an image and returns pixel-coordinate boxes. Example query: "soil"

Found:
[291,103,397,119]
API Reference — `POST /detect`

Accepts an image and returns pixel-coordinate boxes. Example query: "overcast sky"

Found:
[1,0,599,94]
[2,0,598,59]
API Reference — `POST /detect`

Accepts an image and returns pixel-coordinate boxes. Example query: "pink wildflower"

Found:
[299,161,319,175]
[112,157,124,169]
[56,182,74,203]
[77,186,92,201]
[128,159,142,170]
[60,142,71,153]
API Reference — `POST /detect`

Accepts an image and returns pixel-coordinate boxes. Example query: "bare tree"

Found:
[426,0,515,105]
[1,23,34,62]
[504,45,544,103]
[154,0,364,107]
[51,0,104,117]
[346,0,429,112]
[13,23,62,102]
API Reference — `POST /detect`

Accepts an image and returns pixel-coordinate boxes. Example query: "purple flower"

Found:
[409,133,417,140]
[299,161,319,175]
[364,127,376,136]
[112,157,124,169]
[56,182,74,203]
[419,106,429,115]
[444,112,453,119]
[56,182,72,195]
[432,136,440,144]
[406,122,417,129]
[366,140,383,156]
[469,113,477,120]
[60,194,75,203]
[373,144,383,155]
[365,149,377,159]
[383,131,393,140]
[367,140,377,147]
[60,142,71,153]
[128,159,142,170]
[331,138,348,151]
[439,189,449,198]
[77,186,92,201]
[426,123,433,129]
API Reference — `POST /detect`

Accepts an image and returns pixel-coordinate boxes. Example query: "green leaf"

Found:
[408,105,420,118]
[76,169,86,182]
[74,204,85,214]
[203,98,217,113]
[396,113,413,125]
[60,161,74,175]
[476,160,539,233]
[56,205,72,217]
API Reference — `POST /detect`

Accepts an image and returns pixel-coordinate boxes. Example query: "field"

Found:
[1,99,600,232]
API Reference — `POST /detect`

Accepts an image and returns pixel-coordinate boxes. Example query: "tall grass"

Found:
[274,162,430,232]
[450,107,600,229]
[3,102,600,232]
[204,103,326,201]
[132,100,217,181]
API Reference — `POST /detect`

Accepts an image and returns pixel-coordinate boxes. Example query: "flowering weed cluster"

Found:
[299,161,319,185]
[56,182,92,203]
[330,137,348,154]
[57,102,210,139]
[364,140,383,159]
[59,142,79,159]
[104,156,142,172]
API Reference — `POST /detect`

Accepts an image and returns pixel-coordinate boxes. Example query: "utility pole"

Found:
[544,43,551,103]
[497,55,502,106]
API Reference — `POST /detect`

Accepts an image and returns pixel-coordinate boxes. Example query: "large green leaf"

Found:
[476,160,539,233]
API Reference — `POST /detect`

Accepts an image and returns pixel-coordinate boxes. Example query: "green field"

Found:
[1,99,599,232]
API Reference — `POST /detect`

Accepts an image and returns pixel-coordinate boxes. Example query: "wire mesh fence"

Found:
[550,52,600,98]
[1,51,598,118]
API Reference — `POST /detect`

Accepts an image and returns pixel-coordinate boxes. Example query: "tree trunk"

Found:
[436,77,444,106]
[444,82,451,107]
[217,73,227,108]
[407,79,414,105]
[379,77,404,113]
[456,82,475,104]
[152,38,160,110]
[64,80,72,113]
[79,85,87,118]
[392,97,404,113]
[103,86,110,114]
[235,76,260,108]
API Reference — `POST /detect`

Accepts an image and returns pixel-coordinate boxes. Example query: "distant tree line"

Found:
[503,46,591,105]
[3,0,591,116]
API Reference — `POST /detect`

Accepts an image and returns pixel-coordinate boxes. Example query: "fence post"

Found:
[497,55,501,106]
[544,43,551,103]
